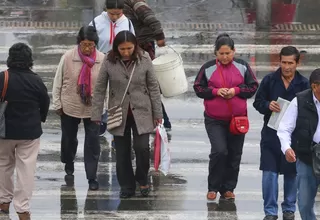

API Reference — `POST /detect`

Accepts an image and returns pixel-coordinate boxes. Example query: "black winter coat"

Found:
[0,68,50,140]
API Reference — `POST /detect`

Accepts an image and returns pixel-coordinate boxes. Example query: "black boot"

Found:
[88,179,99,190]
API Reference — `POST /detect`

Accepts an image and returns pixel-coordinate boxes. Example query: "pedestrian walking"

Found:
[278,69,320,220]
[52,26,105,190]
[91,31,162,198]
[0,43,50,220]
[90,0,135,137]
[123,0,172,131]
[253,46,309,220]
[193,33,259,201]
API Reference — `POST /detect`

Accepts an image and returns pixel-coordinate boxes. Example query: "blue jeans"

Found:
[262,171,297,216]
[296,159,320,220]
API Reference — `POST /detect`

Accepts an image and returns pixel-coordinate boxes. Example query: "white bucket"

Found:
[152,46,188,98]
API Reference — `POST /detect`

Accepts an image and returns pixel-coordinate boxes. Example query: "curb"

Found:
[0,21,320,32]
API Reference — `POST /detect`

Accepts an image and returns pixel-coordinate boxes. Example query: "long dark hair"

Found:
[107,30,142,63]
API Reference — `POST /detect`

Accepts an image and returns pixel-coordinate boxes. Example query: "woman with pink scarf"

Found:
[52,26,105,190]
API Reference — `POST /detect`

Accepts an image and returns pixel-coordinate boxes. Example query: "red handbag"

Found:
[217,60,249,135]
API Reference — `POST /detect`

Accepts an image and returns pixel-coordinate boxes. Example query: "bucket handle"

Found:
[156,45,183,62]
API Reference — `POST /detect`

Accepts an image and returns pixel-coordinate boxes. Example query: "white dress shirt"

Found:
[277,94,320,154]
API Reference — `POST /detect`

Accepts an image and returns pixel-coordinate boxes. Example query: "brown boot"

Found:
[18,212,30,220]
[0,202,10,214]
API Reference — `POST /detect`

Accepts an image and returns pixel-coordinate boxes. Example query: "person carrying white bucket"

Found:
[123,0,172,131]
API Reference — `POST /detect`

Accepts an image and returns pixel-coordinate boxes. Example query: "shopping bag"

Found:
[154,126,161,171]
[158,125,171,176]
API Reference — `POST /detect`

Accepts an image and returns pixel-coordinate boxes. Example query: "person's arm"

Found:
[91,57,109,121]
[236,62,259,99]
[131,0,165,41]
[145,56,162,120]
[38,77,50,123]
[277,97,298,154]
[52,55,65,111]
[193,64,217,100]
[253,76,271,115]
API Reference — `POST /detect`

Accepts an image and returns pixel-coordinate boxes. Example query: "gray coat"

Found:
[91,52,162,136]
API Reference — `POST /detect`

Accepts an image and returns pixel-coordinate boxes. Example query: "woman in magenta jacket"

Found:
[193,33,259,201]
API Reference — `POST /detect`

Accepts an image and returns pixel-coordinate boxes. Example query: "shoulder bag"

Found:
[0,70,9,138]
[107,63,136,130]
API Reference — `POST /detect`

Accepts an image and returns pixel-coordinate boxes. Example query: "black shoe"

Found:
[283,212,294,220]
[120,191,135,198]
[140,186,150,197]
[88,179,99,190]
[263,215,278,220]
[64,174,74,186]
[65,163,74,175]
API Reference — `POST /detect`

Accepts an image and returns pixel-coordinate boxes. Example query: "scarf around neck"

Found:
[77,46,96,105]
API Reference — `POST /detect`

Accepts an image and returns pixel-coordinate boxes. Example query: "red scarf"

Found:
[77,46,96,105]
[109,22,117,45]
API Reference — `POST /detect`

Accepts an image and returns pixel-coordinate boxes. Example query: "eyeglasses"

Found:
[80,42,96,49]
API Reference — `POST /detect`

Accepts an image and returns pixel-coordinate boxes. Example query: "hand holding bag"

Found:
[217,60,249,135]
[107,63,136,130]
[0,70,9,138]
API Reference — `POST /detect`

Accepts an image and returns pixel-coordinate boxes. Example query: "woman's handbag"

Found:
[0,70,9,138]
[217,60,249,135]
[106,63,136,130]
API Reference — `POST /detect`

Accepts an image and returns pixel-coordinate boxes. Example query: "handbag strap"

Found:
[216,59,233,116]
[1,70,8,102]
[119,62,136,106]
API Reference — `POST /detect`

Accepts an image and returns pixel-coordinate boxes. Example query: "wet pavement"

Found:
[1,0,320,219]
[2,98,320,220]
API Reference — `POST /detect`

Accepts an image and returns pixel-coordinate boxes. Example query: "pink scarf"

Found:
[77,46,96,105]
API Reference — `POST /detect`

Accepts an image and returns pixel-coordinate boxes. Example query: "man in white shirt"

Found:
[277,69,320,220]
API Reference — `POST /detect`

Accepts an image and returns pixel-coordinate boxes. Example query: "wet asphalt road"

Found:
[1,0,320,219]
[2,98,320,220]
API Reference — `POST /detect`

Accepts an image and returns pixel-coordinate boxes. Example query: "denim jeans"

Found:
[262,171,297,216]
[296,159,320,220]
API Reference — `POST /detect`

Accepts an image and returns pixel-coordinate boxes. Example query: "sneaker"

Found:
[99,122,107,136]
[207,191,217,200]
[17,212,30,220]
[221,191,235,200]
[65,163,74,175]
[0,203,10,214]
[88,179,99,190]
[263,215,278,220]
[283,211,294,220]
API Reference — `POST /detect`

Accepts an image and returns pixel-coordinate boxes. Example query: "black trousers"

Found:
[113,116,150,193]
[204,113,245,193]
[60,114,100,180]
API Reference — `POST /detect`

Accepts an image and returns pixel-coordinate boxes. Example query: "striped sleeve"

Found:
[132,0,165,40]
[193,61,216,100]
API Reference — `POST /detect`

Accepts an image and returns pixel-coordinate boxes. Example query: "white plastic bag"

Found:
[157,124,171,176]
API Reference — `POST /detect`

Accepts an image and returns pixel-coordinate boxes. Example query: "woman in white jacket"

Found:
[90,0,135,54]
[90,0,135,136]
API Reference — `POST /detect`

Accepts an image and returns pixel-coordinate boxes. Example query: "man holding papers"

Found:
[253,46,309,220]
